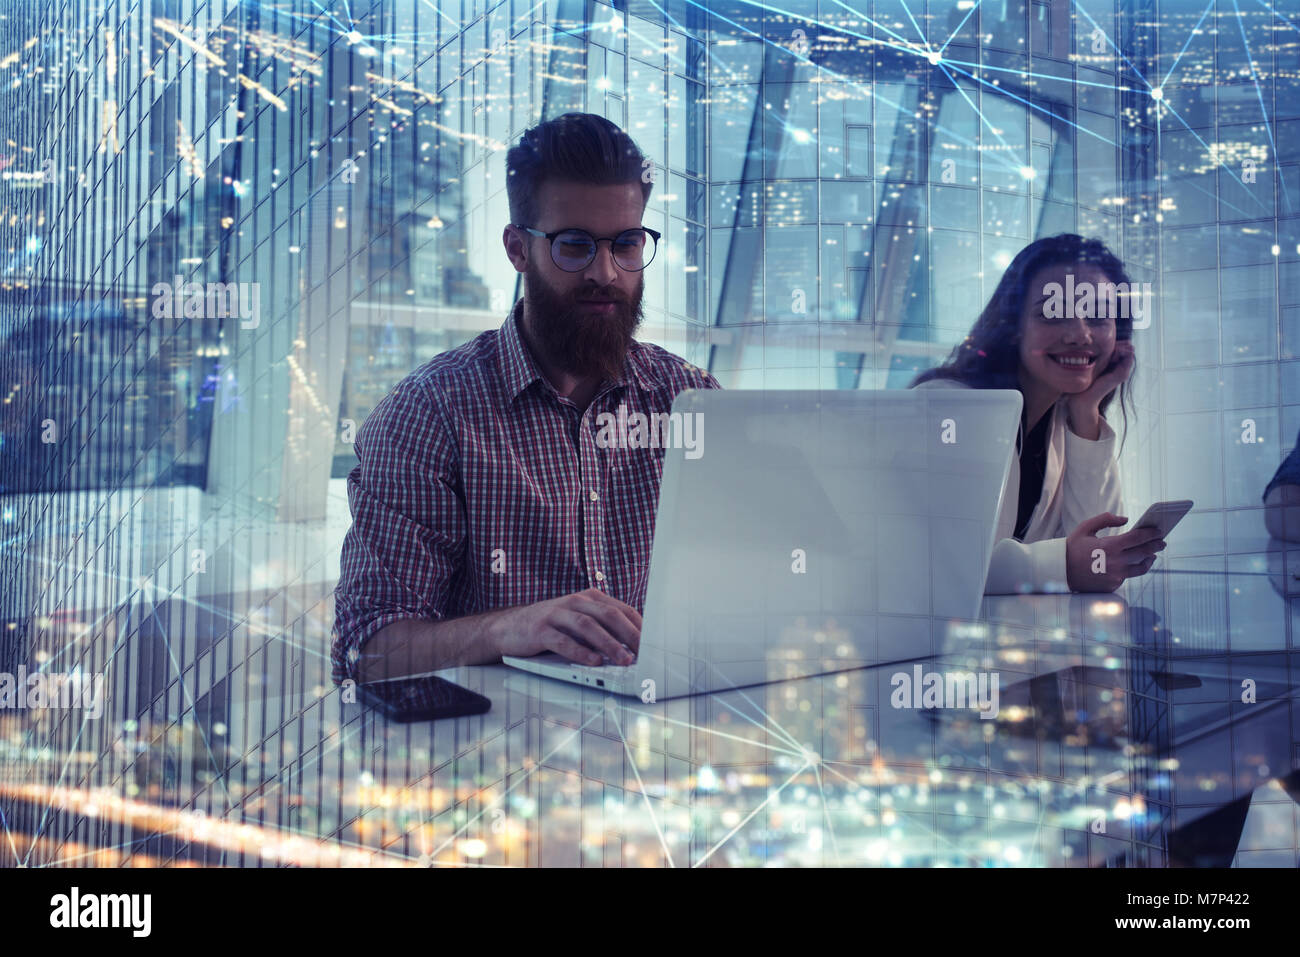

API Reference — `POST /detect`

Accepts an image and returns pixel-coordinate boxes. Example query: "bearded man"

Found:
[332,113,719,684]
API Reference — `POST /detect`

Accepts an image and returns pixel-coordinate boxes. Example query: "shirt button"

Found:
[589,490,599,502]
[595,570,605,582]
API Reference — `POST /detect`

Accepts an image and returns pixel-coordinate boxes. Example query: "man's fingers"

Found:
[545,632,603,666]
[572,596,641,653]
[556,610,634,664]
[582,588,644,630]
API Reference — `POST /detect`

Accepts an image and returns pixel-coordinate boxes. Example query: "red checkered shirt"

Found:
[331,300,720,684]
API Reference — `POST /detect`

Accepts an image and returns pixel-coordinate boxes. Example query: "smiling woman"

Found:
[909,234,1165,596]
[912,234,1136,432]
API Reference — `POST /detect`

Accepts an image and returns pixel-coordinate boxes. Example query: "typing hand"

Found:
[492,587,642,666]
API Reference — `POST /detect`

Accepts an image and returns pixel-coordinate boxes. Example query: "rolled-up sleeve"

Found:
[330,379,466,685]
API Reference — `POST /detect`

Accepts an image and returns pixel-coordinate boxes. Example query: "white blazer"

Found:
[913,378,1124,593]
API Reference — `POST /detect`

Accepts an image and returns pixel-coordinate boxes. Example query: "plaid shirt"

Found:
[331,300,720,684]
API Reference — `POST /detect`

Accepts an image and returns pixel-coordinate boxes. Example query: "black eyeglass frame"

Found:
[510,224,662,272]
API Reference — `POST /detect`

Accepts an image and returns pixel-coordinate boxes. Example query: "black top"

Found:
[1015,410,1052,541]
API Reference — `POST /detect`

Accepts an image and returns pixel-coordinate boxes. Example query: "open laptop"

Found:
[503,388,1022,700]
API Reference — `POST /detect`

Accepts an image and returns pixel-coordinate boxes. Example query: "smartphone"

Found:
[1131,499,1194,537]
[356,675,491,722]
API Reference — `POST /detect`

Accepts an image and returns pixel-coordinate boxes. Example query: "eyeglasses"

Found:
[511,224,661,272]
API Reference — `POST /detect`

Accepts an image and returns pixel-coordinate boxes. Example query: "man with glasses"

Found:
[332,113,719,685]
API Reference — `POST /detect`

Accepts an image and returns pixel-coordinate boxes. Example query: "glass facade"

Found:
[0,0,1297,867]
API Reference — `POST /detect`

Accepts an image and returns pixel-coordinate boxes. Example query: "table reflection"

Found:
[1,559,1296,867]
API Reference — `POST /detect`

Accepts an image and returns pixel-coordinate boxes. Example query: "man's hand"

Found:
[1066,511,1165,592]
[490,588,642,665]
[356,589,643,682]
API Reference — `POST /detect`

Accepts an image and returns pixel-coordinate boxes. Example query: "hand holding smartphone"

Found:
[1130,499,1193,538]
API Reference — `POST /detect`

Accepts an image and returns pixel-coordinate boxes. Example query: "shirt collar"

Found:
[498,299,660,409]
[498,299,544,407]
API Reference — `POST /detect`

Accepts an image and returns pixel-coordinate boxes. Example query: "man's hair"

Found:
[505,112,653,229]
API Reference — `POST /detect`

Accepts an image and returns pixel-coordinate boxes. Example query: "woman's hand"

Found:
[1066,511,1165,592]
[1067,339,1134,439]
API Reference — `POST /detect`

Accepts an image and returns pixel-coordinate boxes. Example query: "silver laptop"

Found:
[504,388,1022,700]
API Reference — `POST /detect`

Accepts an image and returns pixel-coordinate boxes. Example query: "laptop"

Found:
[503,388,1023,700]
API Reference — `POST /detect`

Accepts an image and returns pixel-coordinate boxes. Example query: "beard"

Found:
[522,264,644,381]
